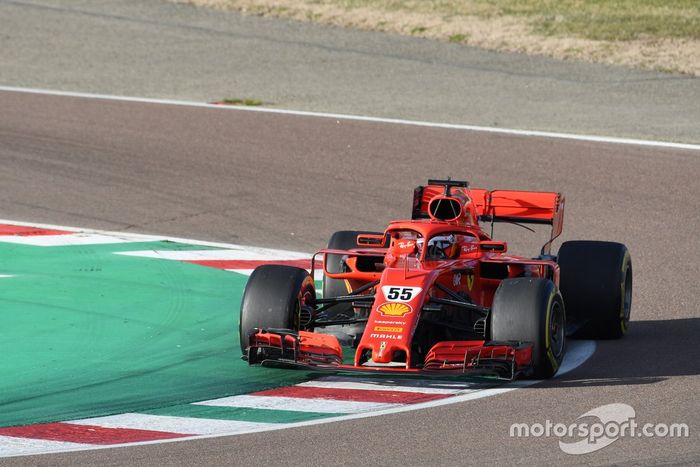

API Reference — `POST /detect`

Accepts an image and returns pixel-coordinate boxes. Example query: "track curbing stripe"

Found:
[296,377,475,394]
[194,394,401,414]
[140,404,342,424]
[65,414,279,437]
[250,385,454,404]
[0,423,187,445]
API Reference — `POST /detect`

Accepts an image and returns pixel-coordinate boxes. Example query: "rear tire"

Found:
[491,278,566,379]
[323,230,383,318]
[557,241,632,339]
[239,265,315,355]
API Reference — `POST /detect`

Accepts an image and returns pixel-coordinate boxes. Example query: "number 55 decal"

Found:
[381,286,422,303]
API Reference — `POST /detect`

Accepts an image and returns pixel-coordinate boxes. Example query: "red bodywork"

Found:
[246,181,565,379]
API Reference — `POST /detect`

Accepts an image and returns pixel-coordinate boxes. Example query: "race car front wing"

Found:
[245,329,534,380]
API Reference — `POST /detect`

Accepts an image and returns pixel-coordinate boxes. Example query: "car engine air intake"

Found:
[428,196,462,221]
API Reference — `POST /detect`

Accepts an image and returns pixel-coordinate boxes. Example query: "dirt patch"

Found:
[176,0,700,76]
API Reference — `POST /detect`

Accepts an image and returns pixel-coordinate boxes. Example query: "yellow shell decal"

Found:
[377,302,412,317]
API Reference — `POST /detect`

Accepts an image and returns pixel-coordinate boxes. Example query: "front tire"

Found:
[557,241,632,339]
[491,278,566,379]
[239,265,315,355]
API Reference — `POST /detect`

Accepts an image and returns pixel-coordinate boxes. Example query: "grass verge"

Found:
[177,0,700,75]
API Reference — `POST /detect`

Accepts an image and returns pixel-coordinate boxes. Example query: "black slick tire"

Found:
[491,278,566,379]
[239,265,314,355]
[557,241,632,339]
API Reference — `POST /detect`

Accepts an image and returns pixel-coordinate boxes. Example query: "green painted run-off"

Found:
[0,240,310,427]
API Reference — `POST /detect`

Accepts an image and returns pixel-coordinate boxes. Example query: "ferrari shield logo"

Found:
[377,302,412,317]
[467,271,475,291]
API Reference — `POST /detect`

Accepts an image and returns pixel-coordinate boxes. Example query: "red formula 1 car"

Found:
[239,179,632,379]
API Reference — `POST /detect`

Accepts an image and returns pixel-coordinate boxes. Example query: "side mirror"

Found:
[357,234,386,247]
[479,241,507,253]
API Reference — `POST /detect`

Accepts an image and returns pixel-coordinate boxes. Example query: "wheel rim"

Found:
[549,301,565,359]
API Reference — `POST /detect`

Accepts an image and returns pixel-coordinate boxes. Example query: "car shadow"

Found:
[544,317,700,388]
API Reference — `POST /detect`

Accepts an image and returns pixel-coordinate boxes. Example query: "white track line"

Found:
[0,233,159,247]
[556,339,595,375]
[117,249,317,278]
[66,414,277,436]
[0,218,313,255]
[116,249,310,261]
[1,86,698,151]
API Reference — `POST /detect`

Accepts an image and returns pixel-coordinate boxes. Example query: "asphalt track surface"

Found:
[1,89,699,466]
[1,0,700,144]
[2,0,700,464]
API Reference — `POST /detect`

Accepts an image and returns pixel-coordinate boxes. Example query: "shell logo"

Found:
[377,302,412,317]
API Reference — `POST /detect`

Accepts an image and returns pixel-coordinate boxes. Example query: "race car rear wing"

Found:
[473,189,564,255]
[412,182,565,255]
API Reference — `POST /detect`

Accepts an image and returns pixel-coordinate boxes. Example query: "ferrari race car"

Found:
[239,179,632,379]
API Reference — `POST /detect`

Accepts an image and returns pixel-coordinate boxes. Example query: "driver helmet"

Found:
[425,234,458,259]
